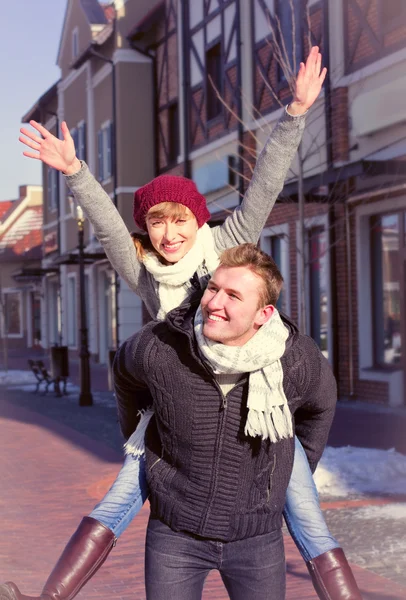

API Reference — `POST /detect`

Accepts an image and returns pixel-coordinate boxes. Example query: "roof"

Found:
[80,0,108,25]
[56,0,111,65]
[21,80,59,124]
[0,201,13,220]
[0,206,43,260]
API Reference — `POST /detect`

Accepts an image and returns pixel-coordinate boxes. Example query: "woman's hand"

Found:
[287,46,327,116]
[19,120,82,175]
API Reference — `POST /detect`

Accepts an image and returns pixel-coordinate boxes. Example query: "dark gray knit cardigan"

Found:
[113,298,337,542]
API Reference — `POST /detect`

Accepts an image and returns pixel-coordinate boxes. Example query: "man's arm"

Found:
[113,330,154,441]
[292,338,337,473]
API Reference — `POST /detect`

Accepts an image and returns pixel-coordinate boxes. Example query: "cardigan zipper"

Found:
[199,377,245,535]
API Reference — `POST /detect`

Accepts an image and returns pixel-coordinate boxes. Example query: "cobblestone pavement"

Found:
[1,384,406,599]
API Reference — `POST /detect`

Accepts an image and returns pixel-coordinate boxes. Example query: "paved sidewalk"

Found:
[1,386,406,599]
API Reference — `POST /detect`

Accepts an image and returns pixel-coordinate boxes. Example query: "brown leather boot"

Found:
[0,517,116,600]
[307,548,363,600]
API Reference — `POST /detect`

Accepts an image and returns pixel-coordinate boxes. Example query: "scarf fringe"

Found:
[244,403,292,442]
[124,408,154,457]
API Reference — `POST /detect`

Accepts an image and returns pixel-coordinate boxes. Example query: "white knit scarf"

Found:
[194,305,293,442]
[142,224,219,319]
[124,224,219,457]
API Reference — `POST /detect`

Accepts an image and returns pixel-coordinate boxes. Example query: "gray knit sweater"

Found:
[65,108,305,318]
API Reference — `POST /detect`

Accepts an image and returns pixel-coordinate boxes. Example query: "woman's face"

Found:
[146,207,199,263]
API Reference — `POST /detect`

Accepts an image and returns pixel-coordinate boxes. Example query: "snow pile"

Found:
[0,370,37,386]
[315,446,406,498]
[351,503,406,521]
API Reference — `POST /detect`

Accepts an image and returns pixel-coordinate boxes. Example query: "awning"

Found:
[12,267,59,283]
[282,140,406,201]
[52,251,107,266]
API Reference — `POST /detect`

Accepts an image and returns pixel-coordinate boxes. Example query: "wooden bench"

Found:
[27,359,68,397]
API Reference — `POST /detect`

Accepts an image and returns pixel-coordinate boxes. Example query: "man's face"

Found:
[200,265,274,346]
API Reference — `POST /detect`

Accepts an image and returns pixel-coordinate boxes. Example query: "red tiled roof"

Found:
[0,201,14,220]
[101,3,115,23]
[0,206,43,259]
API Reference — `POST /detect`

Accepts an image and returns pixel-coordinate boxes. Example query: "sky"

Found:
[0,1,67,202]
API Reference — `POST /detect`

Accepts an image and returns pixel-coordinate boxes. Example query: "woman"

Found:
[1,47,361,600]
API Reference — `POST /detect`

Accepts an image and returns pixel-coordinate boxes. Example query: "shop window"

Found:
[1,292,22,336]
[370,213,402,366]
[308,227,329,358]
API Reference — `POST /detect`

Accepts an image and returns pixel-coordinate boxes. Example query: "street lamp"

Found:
[68,194,93,406]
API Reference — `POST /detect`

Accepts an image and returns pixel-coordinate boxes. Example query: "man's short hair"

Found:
[218,243,283,307]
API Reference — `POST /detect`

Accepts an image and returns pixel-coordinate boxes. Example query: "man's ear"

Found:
[255,304,275,327]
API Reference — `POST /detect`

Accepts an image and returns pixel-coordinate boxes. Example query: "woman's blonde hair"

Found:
[132,202,194,260]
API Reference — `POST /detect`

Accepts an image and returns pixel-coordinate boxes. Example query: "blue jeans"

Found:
[145,516,286,600]
[89,437,339,560]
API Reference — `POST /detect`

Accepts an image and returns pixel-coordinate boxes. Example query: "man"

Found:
[113,243,337,600]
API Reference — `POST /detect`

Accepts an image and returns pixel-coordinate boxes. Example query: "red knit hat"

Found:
[133,174,211,231]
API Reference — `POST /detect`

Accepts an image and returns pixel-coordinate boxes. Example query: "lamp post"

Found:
[69,195,93,406]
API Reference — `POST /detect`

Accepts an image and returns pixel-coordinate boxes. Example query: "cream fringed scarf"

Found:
[125,304,293,458]
[124,224,219,457]
[141,223,220,320]
[194,306,293,442]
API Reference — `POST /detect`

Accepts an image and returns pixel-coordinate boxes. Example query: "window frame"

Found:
[205,39,223,123]
[261,224,290,316]
[72,27,79,61]
[1,290,23,338]
[97,121,113,184]
[47,167,58,212]
[66,273,77,349]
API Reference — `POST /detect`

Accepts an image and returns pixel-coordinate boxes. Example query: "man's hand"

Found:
[19,120,81,175]
[287,46,327,116]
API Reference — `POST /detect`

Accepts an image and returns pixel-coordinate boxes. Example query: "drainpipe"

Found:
[181,0,191,178]
[322,0,339,380]
[235,0,244,202]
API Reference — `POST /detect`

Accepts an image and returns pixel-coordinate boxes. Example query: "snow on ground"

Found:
[315,446,406,498]
[351,503,406,521]
[0,369,37,385]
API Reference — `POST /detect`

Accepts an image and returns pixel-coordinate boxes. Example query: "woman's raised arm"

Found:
[213,46,327,252]
[19,121,143,294]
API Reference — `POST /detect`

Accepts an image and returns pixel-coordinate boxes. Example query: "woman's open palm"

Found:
[294,46,327,111]
[19,121,78,173]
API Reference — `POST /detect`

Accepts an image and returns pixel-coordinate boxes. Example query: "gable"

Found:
[57,0,107,76]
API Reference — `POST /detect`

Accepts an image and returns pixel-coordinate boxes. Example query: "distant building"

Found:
[0,186,43,349]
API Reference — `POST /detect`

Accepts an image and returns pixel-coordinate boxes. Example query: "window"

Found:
[371,213,402,366]
[72,28,79,60]
[48,280,61,345]
[261,227,289,315]
[71,123,86,161]
[308,227,329,358]
[206,42,222,121]
[276,0,302,81]
[47,168,58,211]
[1,292,22,336]
[97,122,113,182]
[269,236,285,313]
[67,276,77,347]
[167,102,179,164]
